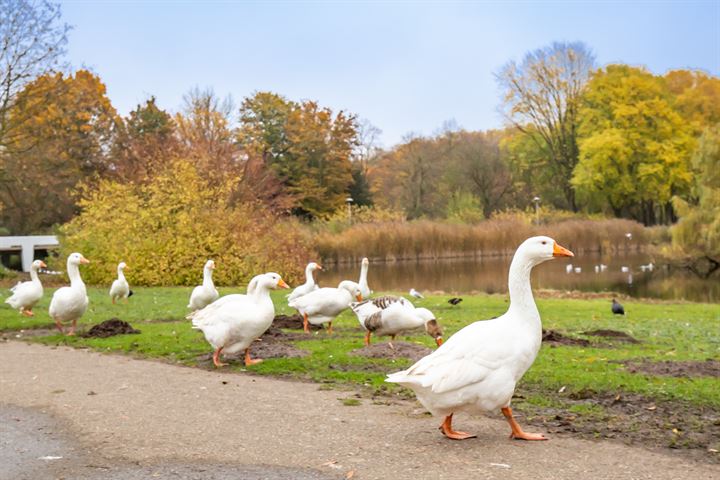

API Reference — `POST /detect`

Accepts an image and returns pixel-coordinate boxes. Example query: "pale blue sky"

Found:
[60,0,720,146]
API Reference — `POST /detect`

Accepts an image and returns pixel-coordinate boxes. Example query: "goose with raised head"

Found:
[351,295,443,348]
[287,262,323,302]
[188,260,219,311]
[49,253,90,336]
[109,262,130,304]
[289,280,363,334]
[387,236,574,441]
[358,257,372,298]
[5,259,46,316]
[189,272,289,367]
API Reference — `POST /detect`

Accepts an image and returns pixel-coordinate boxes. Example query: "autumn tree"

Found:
[665,70,720,134]
[497,41,595,211]
[0,70,119,233]
[572,65,694,225]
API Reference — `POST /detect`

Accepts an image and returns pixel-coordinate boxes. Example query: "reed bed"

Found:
[315,217,648,263]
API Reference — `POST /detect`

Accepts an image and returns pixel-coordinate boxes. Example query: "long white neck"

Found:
[304,265,316,286]
[249,283,274,306]
[117,267,126,282]
[67,261,85,289]
[202,267,214,289]
[359,263,368,287]
[506,254,539,321]
[30,267,41,284]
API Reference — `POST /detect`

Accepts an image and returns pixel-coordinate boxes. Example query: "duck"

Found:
[49,253,90,336]
[5,259,46,316]
[448,297,463,306]
[189,272,289,367]
[611,298,625,315]
[109,262,130,304]
[287,262,322,302]
[188,260,219,311]
[351,295,443,348]
[358,257,372,298]
[409,288,424,300]
[289,280,363,334]
[386,236,574,441]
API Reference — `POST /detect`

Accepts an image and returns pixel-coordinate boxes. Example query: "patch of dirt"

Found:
[582,329,640,343]
[82,319,140,338]
[515,387,720,464]
[622,359,720,378]
[542,329,590,347]
[272,314,322,331]
[350,342,433,363]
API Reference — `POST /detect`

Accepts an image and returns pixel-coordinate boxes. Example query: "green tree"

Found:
[572,65,694,225]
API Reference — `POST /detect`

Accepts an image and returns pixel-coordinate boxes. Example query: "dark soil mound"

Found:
[582,329,640,343]
[350,342,433,362]
[272,314,321,331]
[542,329,590,347]
[623,359,720,378]
[83,319,140,338]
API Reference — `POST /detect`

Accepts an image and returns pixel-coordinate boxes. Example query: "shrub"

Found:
[57,160,315,286]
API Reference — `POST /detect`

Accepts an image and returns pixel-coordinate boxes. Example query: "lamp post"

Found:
[346,197,354,222]
[532,196,541,225]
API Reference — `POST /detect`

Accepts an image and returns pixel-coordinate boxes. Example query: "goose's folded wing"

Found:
[188,294,245,325]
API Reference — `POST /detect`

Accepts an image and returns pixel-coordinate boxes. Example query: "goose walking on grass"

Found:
[289,280,363,334]
[386,236,574,441]
[109,262,130,304]
[351,295,443,348]
[49,253,90,336]
[287,262,322,302]
[189,272,289,367]
[5,259,46,316]
[188,260,219,311]
[358,257,372,298]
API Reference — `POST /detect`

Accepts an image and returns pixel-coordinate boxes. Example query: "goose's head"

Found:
[68,252,89,266]
[516,236,573,267]
[31,259,47,271]
[205,260,216,270]
[416,307,444,347]
[118,261,128,271]
[255,272,290,291]
[309,262,323,271]
[361,257,369,267]
[339,280,363,301]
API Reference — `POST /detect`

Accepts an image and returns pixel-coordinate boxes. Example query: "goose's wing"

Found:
[189,294,246,326]
[9,281,23,293]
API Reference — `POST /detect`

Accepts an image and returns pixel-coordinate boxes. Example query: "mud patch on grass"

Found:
[582,329,640,344]
[515,387,720,464]
[350,342,433,362]
[622,359,720,378]
[542,329,590,347]
[272,314,321,331]
[82,319,140,338]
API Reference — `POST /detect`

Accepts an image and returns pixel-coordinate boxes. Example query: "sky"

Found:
[59,0,720,147]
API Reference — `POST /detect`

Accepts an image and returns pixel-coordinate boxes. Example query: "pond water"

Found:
[321,252,719,303]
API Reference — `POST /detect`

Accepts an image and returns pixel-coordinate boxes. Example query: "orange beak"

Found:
[278,279,290,289]
[39,261,47,268]
[80,257,90,264]
[356,294,363,301]
[435,337,444,347]
[317,264,323,270]
[552,242,574,258]
[124,265,130,270]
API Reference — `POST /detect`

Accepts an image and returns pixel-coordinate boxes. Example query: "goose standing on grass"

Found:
[289,280,363,334]
[351,296,443,348]
[190,272,289,367]
[287,262,322,302]
[358,257,372,298]
[387,236,573,441]
[109,262,130,304]
[5,259,46,316]
[49,253,90,336]
[188,260,219,311]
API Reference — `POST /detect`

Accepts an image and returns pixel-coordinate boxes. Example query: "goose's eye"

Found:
[541,241,547,245]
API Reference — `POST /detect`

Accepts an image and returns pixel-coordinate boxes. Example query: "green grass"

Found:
[2,286,719,412]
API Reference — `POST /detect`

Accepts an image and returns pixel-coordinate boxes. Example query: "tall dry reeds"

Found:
[315,216,647,263]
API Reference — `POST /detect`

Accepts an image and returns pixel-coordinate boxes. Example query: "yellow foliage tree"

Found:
[57,160,314,286]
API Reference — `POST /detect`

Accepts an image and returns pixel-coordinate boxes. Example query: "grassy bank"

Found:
[315,217,650,262]
[1,286,718,459]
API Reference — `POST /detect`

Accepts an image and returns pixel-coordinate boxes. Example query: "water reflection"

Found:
[320,253,719,303]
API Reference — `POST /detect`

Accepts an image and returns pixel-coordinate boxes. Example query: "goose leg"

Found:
[244,348,263,366]
[112,297,116,305]
[53,318,64,335]
[327,322,333,335]
[67,319,77,336]
[27,308,34,316]
[212,347,227,367]
[389,334,396,350]
[502,407,547,441]
[303,313,310,333]
[364,331,371,346]
[439,413,476,440]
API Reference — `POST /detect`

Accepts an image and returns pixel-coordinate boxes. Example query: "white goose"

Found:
[109,262,130,304]
[387,236,573,441]
[5,259,46,316]
[358,257,372,298]
[287,262,322,302]
[49,253,90,336]
[189,272,289,367]
[188,260,219,311]
[351,295,443,348]
[289,280,363,334]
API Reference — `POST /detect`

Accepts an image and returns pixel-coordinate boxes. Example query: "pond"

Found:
[320,252,719,303]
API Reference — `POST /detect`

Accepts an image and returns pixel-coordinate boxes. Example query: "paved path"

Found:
[1,341,718,480]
